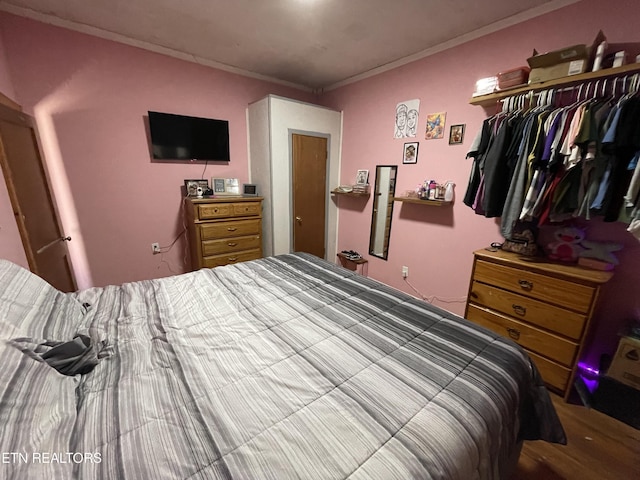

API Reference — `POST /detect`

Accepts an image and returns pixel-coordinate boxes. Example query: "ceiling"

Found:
[0,0,577,91]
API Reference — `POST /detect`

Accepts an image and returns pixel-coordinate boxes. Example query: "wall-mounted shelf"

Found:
[469,63,640,107]
[393,196,451,206]
[331,189,370,198]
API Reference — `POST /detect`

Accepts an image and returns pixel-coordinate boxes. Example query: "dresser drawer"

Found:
[233,202,261,216]
[197,203,233,219]
[197,201,261,220]
[203,249,261,268]
[466,304,578,367]
[473,260,594,313]
[469,281,587,340]
[526,350,571,393]
[202,235,261,256]
[199,219,261,240]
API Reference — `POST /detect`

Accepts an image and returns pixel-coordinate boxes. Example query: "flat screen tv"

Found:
[148,111,230,161]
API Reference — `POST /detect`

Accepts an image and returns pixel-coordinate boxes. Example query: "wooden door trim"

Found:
[0,92,21,112]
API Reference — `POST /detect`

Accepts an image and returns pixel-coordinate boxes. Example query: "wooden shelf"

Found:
[331,189,370,197]
[393,196,451,206]
[337,252,368,265]
[469,63,640,107]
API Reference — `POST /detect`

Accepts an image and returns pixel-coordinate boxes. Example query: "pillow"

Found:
[0,260,87,340]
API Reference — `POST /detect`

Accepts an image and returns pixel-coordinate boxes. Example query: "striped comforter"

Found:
[0,253,565,479]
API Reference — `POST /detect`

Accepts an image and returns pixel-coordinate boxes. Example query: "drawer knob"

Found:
[506,327,521,340]
[228,256,238,262]
[518,279,533,291]
[512,304,527,316]
[227,227,237,231]
[227,242,238,247]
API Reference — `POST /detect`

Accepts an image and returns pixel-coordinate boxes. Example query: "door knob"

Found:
[295,216,302,224]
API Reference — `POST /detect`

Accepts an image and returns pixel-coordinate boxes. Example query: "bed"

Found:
[0,252,565,479]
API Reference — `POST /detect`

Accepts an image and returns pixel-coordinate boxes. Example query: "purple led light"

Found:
[578,362,600,376]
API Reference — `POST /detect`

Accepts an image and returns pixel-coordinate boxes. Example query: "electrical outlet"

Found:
[402,266,409,278]
[151,242,160,254]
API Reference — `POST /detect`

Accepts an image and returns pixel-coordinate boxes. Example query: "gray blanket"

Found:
[0,253,565,479]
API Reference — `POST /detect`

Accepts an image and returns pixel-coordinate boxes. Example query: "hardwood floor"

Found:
[510,392,640,479]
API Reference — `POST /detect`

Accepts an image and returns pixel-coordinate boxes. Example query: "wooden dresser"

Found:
[465,249,612,400]
[185,197,263,270]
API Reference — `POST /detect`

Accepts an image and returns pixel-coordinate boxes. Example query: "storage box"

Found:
[607,336,640,390]
[497,67,530,90]
[527,31,606,84]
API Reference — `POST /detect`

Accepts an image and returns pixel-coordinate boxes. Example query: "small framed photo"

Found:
[212,178,226,193]
[403,142,419,164]
[355,169,369,185]
[184,179,209,197]
[243,183,258,196]
[449,124,465,145]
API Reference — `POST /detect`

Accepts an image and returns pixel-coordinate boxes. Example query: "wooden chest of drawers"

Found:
[464,249,612,400]
[185,197,263,270]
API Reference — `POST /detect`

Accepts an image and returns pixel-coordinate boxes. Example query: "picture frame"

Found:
[211,177,241,196]
[425,112,446,140]
[243,183,258,196]
[184,179,209,197]
[212,178,226,193]
[355,169,369,185]
[403,142,419,164]
[449,124,465,145]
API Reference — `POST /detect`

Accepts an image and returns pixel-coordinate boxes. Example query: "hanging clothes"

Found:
[464,75,640,239]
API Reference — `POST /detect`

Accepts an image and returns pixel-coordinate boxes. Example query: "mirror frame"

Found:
[368,165,397,260]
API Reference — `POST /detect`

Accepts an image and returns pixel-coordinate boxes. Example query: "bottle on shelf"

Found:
[444,181,455,202]
[428,180,437,200]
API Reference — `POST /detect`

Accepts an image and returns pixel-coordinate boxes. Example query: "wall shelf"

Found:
[393,196,451,206]
[331,189,370,198]
[469,63,640,107]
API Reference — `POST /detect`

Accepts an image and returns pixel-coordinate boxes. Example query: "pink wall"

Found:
[322,0,640,366]
[0,29,28,268]
[0,13,315,288]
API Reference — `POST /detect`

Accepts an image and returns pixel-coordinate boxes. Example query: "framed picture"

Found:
[449,124,465,145]
[212,178,227,193]
[403,142,419,164]
[184,179,209,197]
[355,169,369,185]
[243,183,258,196]
[425,112,446,140]
[211,178,240,196]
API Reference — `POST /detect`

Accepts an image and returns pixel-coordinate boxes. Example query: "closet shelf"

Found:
[393,196,451,206]
[469,63,640,107]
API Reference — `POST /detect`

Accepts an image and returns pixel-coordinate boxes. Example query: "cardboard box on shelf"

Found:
[527,31,606,84]
[607,335,640,390]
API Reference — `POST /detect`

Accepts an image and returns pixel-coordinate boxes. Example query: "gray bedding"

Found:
[0,253,565,479]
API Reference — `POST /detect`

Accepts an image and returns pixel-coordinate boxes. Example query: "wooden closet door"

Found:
[292,134,327,258]
[0,102,76,292]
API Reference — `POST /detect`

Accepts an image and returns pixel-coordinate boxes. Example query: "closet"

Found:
[247,95,342,259]
[465,66,640,241]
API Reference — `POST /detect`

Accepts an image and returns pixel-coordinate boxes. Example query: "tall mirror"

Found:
[369,165,397,260]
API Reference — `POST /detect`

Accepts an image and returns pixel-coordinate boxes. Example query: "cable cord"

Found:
[403,278,467,305]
